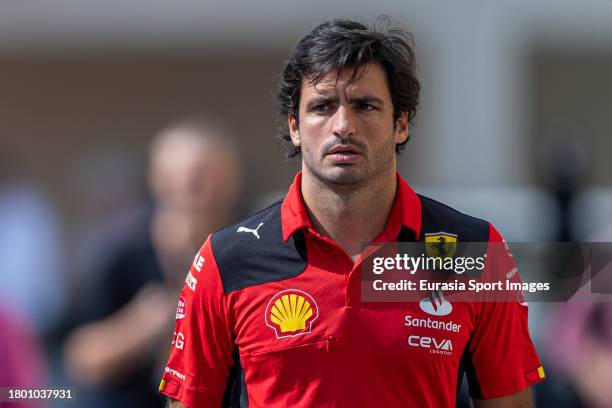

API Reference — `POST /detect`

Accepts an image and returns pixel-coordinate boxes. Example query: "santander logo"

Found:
[419,290,452,316]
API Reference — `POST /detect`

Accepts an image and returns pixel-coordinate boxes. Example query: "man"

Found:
[64,116,241,407]
[160,20,545,407]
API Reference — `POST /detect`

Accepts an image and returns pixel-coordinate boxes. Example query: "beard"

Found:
[301,134,396,190]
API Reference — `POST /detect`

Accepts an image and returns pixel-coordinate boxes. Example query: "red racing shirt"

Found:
[159,171,545,407]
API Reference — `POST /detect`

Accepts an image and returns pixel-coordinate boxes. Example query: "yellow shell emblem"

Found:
[265,289,319,338]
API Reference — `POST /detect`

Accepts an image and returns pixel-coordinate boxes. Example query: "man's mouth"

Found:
[327,145,363,154]
[326,146,362,163]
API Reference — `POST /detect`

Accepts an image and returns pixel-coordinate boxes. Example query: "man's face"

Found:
[289,63,408,187]
[150,135,239,286]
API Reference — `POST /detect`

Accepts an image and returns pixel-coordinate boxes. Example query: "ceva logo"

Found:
[419,290,452,316]
[408,335,453,355]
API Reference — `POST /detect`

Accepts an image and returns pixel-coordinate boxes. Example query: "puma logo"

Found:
[237,222,264,239]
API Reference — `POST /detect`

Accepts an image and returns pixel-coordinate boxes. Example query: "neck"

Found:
[300,168,397,259]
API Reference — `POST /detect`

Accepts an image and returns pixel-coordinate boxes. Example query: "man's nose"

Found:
[331,105,356,140]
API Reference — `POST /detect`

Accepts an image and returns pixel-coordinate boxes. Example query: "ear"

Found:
[395,112,409,144]
[288,114,301,147]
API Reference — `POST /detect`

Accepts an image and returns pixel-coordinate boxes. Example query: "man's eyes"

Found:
[310,102,376,113]
[356,102,376,111]
[312,103,331,112]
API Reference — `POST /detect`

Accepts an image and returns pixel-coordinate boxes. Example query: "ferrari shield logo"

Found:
[425,232,458,258]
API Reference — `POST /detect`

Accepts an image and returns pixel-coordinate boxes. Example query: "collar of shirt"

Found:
[280,171,422,243]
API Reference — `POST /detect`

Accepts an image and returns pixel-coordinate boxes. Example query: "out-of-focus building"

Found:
[3,2,612,240]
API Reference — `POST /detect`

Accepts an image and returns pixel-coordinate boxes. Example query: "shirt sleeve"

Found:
[464,223,545,399]
[159,235,234,407]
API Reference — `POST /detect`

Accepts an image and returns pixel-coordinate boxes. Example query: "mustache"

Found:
[322,139,367,155]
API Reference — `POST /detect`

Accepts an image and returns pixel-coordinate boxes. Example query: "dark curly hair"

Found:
[277,17,420,158]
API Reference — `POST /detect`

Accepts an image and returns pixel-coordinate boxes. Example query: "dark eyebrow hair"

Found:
[305,95,337,107]
[305,94,385,108]
[348,95,385,105]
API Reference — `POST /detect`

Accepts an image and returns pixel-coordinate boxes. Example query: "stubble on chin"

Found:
[302,148,366,188]
[323,167,367,186]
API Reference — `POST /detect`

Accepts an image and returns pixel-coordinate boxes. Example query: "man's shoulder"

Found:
[417,194,491,242]
[212,199,284,244]
[210,200,307,294]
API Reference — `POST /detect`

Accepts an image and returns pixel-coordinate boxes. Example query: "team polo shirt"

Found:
[159,171,545,407]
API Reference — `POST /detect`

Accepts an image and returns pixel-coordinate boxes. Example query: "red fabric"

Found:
[159,172,543,407]
[281,171,421,241]
[159,238,233,407]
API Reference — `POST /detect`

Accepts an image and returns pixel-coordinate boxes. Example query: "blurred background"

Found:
[1,1,612,407]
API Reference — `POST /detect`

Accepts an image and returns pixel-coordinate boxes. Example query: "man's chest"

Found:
[227,270,477,370]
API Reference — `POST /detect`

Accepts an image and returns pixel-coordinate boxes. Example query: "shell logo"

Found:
[265,289,319,338]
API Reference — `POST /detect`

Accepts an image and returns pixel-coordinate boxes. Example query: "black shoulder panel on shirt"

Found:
[211,200,307,294]
[418,194,490,242]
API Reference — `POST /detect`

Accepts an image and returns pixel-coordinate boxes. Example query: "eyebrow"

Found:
[305,94,385,107]
[348,95,384,105]
[306,95,336,106]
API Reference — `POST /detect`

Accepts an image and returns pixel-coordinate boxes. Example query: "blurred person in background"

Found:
[547,300,612,408]
[544,225,612,408]
[0,142,65,337]
[0,141,61,404]
[0,306,49,408]
[533,128,605,408]
[62,116,241,408]
[65,149,149,327]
